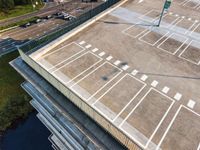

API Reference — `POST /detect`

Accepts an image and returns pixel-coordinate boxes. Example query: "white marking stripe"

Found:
[162,86,170,94]
[138,0,143,3]
[114,60,121,65]
[85,44,92,49]
[174,93,182,101]
[79,41,85,45]
[98,52,105,56]
[122,65,129,70]
[156,105,200,150]
[187,100,196,109]
[151,80,158,87]
[106,56,113,61]
[140,74,148,81]
[131,69,139,76]
[197,143,200,150]
[120,88,175,149]
[92,48,99,52]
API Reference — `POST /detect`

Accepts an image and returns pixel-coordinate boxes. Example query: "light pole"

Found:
[157,0,172,27]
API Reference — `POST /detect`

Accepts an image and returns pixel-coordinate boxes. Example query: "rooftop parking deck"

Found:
[27,0,200,149]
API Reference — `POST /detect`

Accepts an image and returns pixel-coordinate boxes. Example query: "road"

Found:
[0,0,103,56]
[0,0,76,27]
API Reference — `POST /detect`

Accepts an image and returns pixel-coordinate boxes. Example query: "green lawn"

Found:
[0,51,32,132]
[0,4,43,20]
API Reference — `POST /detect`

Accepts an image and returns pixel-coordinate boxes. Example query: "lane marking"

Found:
[151,80,159,87]
[174,93,182,101]
[122,65,129,70]
[140,74,148,81]
[98,51,105,57]
[187,99,196,109]
[106,56,113,61]
[92,48,99,52]
[79,41,85,45]
[85,44,92,49]
[120,88,175,149]
[156,105,200,150]
[162,86,170,94]
[131,69,139,76]
[114,60,121,66]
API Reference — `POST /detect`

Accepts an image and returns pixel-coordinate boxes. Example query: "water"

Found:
[0,111,53,150]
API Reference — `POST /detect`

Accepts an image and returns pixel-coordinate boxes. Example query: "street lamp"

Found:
[157,0,172,27]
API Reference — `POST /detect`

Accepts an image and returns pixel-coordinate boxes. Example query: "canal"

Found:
[0,111,52,150]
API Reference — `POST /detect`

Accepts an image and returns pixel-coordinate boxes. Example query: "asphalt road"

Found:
[0,0,103,56]
[0,0,77,27]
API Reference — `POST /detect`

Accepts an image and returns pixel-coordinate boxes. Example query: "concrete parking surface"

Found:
[29,0,200,149]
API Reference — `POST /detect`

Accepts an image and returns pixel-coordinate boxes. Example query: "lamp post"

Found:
[157,0,172,27]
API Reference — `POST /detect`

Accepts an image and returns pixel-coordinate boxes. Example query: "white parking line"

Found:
[179,40,200,65]
[120,88,175,149]
[187,99,196,109]
[79,41,86,45]
[92,74,146,121]
[122,65,129,70]
[92,48,99,52]
[139,30,169,46]
[106,56,113,61]
[71,62,122,102]
[174,93,182,101]
[157,33,188,55]
[85,44,92,49]
[140,74,148,81]
[131,69,139,76]
[52,52,103,84]
[197,142,200,150]
[151,80,159,87]
[114,60,121,66]
[162,86,170,94]
[98,51,105,57]
[156,105,200,150]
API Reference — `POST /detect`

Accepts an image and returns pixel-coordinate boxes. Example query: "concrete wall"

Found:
[19,49,141,150]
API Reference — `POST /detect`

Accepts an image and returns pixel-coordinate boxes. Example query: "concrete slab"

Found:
[157,105,200,150]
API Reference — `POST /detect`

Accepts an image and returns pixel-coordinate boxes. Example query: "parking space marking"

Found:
[122,65,129,70]
[131,69,139,76]
[92,73,146,122]
[71,61,123,102]
[122,23,148,39]
[120,88,175,149]
[187,99,196,109]
[38,42,86,71]
[139,29,169,46]
[197,143,200,150]
[174,93,182,101]
[157,33,188,55]
[106,56,113,61]
[172,18,196,34]
[151,80,159,87]
[156,105,200,150]
[184,0,200,8]
[114,60,121,66]
[41,42,84,59]
[140,74,148,81]
[52,52,103,85]
[85,44,92,49]
[162,86,170,94]
[92,48,99,52]
[179,40,200,65]
[98,51,106,57]
[162,14,180,27]
[79,41,85,45]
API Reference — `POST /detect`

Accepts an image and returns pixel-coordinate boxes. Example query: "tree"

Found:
[0,0,15,11]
